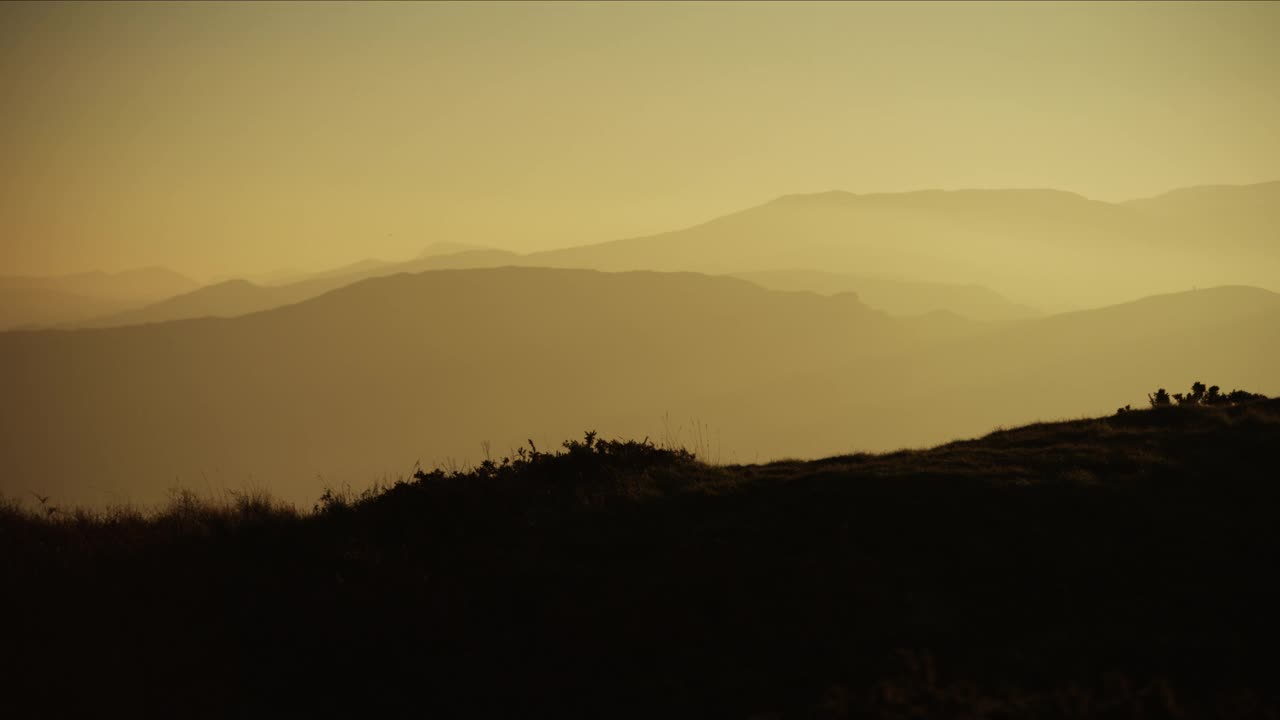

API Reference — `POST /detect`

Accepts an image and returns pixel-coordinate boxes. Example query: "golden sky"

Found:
[2,1,1278,279]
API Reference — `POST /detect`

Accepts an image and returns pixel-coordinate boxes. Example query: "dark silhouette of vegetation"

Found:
[4,400,1280,717]
[1147,380,1267,409]
[1147,387,1172,407]
[1172,380,1268,407]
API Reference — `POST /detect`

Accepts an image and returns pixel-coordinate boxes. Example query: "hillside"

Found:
[3,268,1278,510]
[4,400,1278,717]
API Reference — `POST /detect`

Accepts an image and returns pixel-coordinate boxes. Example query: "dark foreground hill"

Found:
[4,400,1279,718]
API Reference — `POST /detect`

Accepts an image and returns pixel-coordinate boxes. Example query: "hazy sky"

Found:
[3,1,1278,279]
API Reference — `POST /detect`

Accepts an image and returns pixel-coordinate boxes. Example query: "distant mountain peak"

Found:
[768,187,1093,209]
[209,278,261,291]
[770,190,859,204]
[1124,179,1280,205]
[419,241,490,258]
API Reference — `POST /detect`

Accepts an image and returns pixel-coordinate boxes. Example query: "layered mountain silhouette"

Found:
[515,184,1278,309]
[2,268,898,505]
[79,249,526,328]
[1123,180,1280,251]
[725,284,1280,458]
[0,267,197,330]
[419,241,492,258]
[66,181,1278,330]
[3,267,1276,507]
[731,269,1039,322]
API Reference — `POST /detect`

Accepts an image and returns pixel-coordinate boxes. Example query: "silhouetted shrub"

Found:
[1143,382,1267,412]
[1164,381,1268,408]
[1224,388,1269,404]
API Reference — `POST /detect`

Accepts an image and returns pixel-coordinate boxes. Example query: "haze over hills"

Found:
[419,241,491,258]
[726,284,1280,457]
[0,267,197,299]
[0,287,141,331]
[7,182,1277,504]
[79,248,526,328]
[516,183,1280,310]
[731,269,1040,322]
[0,267,198,330]
[1124,180,1280,222]
[2,268,898,505]
[4,266,1276,508]
[80,279,317,330]
[65,181,1279,329]
[1123,180,1280,256]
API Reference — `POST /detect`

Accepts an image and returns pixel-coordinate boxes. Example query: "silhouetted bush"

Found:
[1160,381,1267,408]
[407,431,699,487]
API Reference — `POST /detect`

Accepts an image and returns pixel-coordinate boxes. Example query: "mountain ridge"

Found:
[4,266,1276,509]
[49,180,1279,329]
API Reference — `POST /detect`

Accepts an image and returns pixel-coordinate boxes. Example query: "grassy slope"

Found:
[3,401,1280,718]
